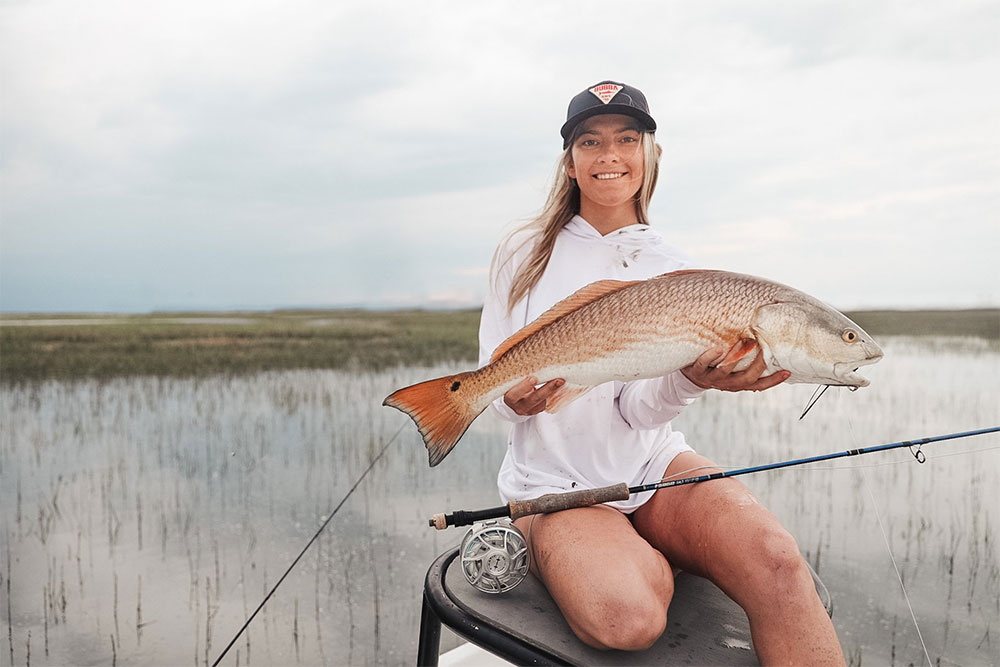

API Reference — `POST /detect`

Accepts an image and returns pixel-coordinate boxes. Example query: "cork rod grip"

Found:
[508,483,630,520]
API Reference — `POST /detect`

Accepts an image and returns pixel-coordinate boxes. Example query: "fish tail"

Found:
[382,370,483,467]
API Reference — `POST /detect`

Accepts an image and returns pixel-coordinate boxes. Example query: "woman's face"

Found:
[566,114,645,213]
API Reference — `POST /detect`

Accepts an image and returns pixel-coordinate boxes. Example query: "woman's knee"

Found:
[745,523,814,599]
[578,588,670,651]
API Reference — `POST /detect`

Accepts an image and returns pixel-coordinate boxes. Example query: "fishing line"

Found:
[860,466,933,665]
[657,464,730,482]
[211,421,406,667]
[848,418,932,666]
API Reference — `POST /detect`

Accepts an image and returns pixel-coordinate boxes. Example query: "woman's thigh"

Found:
[514,504,674,650]
[631,451,801,601]
[633,452,844,664]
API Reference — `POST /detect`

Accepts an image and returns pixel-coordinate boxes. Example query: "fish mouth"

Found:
[833,352,883,388]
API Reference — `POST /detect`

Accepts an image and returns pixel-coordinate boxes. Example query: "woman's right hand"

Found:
[503,376,566,416]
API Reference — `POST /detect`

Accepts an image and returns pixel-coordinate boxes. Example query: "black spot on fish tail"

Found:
[450,381,461,392]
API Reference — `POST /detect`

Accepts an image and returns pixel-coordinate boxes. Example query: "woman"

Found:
[478,81,845,665]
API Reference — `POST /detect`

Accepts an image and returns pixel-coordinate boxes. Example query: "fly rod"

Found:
[429,426,1000,530]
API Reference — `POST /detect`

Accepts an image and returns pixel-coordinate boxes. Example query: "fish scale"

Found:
[384,269,882,467]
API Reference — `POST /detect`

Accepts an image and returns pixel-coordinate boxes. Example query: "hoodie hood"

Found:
[563,215,693,272]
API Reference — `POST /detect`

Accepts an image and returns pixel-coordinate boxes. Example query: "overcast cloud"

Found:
[2,0,998,312]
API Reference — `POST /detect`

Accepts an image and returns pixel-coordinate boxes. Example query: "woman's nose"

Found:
[597,144,620,162]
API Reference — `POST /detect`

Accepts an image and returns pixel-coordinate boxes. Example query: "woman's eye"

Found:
[580,139,597,147]
[621,136,637,143]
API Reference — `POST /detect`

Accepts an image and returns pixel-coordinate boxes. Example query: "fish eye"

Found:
[842,329,858,343]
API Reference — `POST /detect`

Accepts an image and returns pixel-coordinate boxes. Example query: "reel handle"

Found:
[428,482,631,530]
[509,482,630,519]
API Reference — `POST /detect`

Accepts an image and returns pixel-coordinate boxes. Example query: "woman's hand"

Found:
[681,342,790,392]
[504,376,566,416]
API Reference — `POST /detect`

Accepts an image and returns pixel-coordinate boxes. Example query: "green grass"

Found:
[0,308,996,383]
[0,310,481,383]
[845,309,999,340]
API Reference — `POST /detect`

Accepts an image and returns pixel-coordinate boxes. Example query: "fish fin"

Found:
[383,370,483,466]
[490,279,639,363]
[718,338,758,367]
[652,268,705,279]
[544,383,595,413]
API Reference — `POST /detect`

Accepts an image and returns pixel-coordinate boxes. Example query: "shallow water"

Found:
[1,337,998,665]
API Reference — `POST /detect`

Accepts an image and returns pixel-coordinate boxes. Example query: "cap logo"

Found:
[589,83,623,104]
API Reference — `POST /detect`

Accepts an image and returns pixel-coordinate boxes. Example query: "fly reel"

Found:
[460,520,529,594]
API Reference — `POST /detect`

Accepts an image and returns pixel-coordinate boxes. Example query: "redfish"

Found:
[384,270,883,466]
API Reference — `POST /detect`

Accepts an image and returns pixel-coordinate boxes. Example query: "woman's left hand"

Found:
[681,342,790,392]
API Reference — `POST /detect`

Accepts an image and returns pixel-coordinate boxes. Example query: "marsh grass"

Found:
[1,308,995,383]
[847,308,999,340]
[0,329,997,664]
[0,310,482,383]
[1,361,508,664]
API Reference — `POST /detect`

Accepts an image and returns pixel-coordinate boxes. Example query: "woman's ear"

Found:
[566,157,576,180]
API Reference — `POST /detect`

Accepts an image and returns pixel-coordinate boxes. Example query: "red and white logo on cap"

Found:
[589,83,623,104]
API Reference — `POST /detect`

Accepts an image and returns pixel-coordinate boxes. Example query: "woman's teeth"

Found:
[595,173,625,180]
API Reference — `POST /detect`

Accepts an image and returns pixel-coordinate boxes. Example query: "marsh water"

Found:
[1,337,998,666]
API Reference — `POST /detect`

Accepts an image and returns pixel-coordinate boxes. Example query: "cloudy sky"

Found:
[2,0,997,313]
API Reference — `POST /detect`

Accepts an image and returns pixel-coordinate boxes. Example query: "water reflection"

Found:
[1,337,997,665]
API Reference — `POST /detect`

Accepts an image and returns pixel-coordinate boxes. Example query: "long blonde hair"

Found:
[496,130,662,313]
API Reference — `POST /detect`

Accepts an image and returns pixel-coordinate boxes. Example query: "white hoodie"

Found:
[478,215,705,512]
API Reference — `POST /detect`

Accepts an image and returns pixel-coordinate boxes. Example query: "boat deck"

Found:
[419,547,832,665]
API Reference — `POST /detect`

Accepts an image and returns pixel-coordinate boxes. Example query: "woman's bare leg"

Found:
[632,451,845,666]
[513,504,673,650]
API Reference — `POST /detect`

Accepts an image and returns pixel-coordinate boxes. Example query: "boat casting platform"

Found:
[417,547,832,665]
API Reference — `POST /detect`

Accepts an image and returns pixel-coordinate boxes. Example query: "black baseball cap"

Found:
[560,80,656,148]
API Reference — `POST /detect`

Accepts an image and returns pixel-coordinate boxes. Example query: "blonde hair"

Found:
[496,130,662,313]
